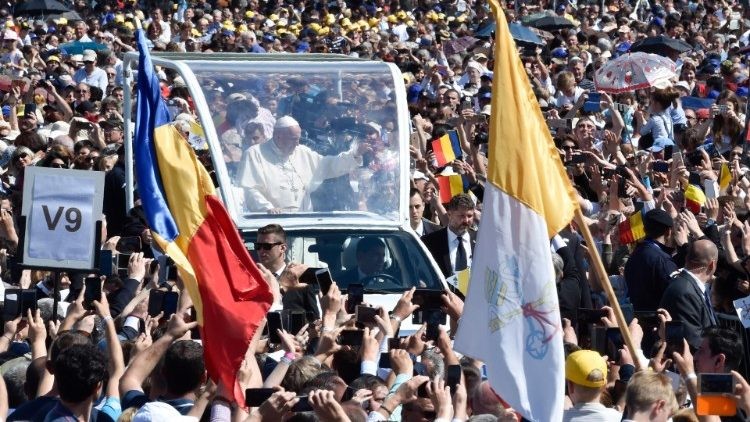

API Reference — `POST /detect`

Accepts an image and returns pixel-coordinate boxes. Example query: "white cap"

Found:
[132,402,198,422]
[82,49,97,62]
[274,115,299,129]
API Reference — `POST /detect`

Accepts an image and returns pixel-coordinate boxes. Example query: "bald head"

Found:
[685,239,718,275]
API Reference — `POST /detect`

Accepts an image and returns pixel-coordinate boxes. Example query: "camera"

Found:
[473,130,489,145]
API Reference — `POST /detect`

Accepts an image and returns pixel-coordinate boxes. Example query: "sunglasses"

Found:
[49,163,66,168]
[562,145,576,150]
[254,242,283,250]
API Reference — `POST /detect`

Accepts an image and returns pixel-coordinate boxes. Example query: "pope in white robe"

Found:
[237,116,369,213]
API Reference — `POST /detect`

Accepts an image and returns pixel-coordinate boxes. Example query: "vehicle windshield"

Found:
[245,230,442,292]
[182,63,404,222]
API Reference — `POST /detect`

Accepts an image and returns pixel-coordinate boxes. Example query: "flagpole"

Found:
[573,208,642,370]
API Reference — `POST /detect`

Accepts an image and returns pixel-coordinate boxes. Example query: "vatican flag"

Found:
[453,1,578,420]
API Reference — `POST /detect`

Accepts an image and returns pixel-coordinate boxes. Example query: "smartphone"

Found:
[162,291,179,319]
[672,151,684,168]
[20,289,37,316]
[379,352,391,369]
[696,373,737,416]
[633,311,660,328]
[590,326,608,356]
[116,236,142,253]
[663,145,674,158]
[356,305,379,325]
[653,161,669,173]
[299,267,320,287]
[688,151,704,167]
[426,322,441,341]
[190,307,200,339]
[606,327,624,362]
[577,308,608,325]
[417,380,430,398]
[583,93,602,113]
[3,289,20,320]
[571,153,586,164]
[461,97,472,111]
[267,311,283,344]
[412,289,446,311]
[446,364,461,394]
[83,276,101,310]
[665,321,685,352]
[291,396,313,412]
[147,290,165,317]
[116,253,131,278]
[346,283,364,314]
[245,388,275,407]
[339,329,364,346]
[315,268,333,296]
[288,311,307,335]
[158,255,177,282]
[388,337,402,349]
[99,249,113,276]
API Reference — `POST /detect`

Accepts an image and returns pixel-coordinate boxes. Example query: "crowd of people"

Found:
[0,0,746,421]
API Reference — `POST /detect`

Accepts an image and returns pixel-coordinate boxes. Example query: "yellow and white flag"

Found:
[453,1,578,420]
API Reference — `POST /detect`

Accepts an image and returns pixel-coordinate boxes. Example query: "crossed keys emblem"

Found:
[484,255,560,360]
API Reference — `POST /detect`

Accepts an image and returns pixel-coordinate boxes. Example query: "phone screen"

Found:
[117,253,131,278]
[116,236,142,254]
[356,305,378,325]
[412,289,445,311]
[315,268,333,296]
[147,290,165,317]
[446,364,462,394]
[291,396,313,412]
[20,289,37,316]
[379,352,391,369]
[162,291,179,319]
[339,330,364,346]
[267,311,283,344]
[83,276,101,310]
[346,283,364,314]
[99,250,113,276]
[3,289,20,320]
[245,388,276,407]
[288,311,306,335]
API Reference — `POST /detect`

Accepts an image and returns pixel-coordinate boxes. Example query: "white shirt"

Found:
[447,229,472,274]
[238,140,361,212]
[73,66,108,93]
[413,220,425,236]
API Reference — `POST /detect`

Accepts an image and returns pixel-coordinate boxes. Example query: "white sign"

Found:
[22,167,104,270]
[733,295,750,329]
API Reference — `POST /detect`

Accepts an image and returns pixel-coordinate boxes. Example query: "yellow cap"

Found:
[406,20,415,26]
[56,17,68,25]
[191,28,201,37]
[245,10,255,18]
[269,14,279,21]
[457,15,466,23]
[326,14,335,24]
[438,13,445,20]
[309,22,321,31]
[114,14,124,23]
[123,22,134,30]
[565,350,607,388]
[447,16,455,22]
[368,17,378,27]
[238,24,248,32]
[387,15,397,23]
[341,18,351,26]
[397,10,407,19]
[4,21,13,28]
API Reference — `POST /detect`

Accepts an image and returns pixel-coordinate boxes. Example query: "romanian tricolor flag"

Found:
[618,211,645,244]
[685,183,706,214]
[431,130,462,166]
[133,29,272,404]
[453,3,577,421]
[719,163,731,193]
[437,173,469,203]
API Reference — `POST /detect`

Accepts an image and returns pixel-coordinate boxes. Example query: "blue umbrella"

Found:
[475,22,543,46]
[59,41,108,55]
[510,23,543,46]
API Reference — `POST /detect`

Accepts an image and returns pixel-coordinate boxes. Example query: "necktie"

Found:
[455,237,467,272]
[704,288,717,325]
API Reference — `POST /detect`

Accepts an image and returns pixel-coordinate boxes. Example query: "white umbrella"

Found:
[594,52,676,94]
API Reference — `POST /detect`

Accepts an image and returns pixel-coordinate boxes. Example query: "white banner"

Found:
[22,167,104,270]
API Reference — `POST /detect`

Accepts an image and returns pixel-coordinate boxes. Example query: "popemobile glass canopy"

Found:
[123,53,411,230]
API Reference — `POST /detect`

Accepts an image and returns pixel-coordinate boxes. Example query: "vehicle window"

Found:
[247,230,441,292]
[188,66,402,221]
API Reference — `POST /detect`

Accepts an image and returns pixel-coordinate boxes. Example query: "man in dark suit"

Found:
[421,193,476,278]
[659,239,718,350]
[339,237,399,285]
[409,188,441,236]
[624,209,678,311]
[256,224,319,320]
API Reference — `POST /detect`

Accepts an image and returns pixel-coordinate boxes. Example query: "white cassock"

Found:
[238,140,361,212]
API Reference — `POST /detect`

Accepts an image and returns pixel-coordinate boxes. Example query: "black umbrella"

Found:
[526,15,575,31]
[510,23,544,46]
[14,0,70,17]
[629,35,693,56]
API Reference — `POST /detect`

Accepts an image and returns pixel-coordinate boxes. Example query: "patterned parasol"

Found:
[594,52,676,94]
